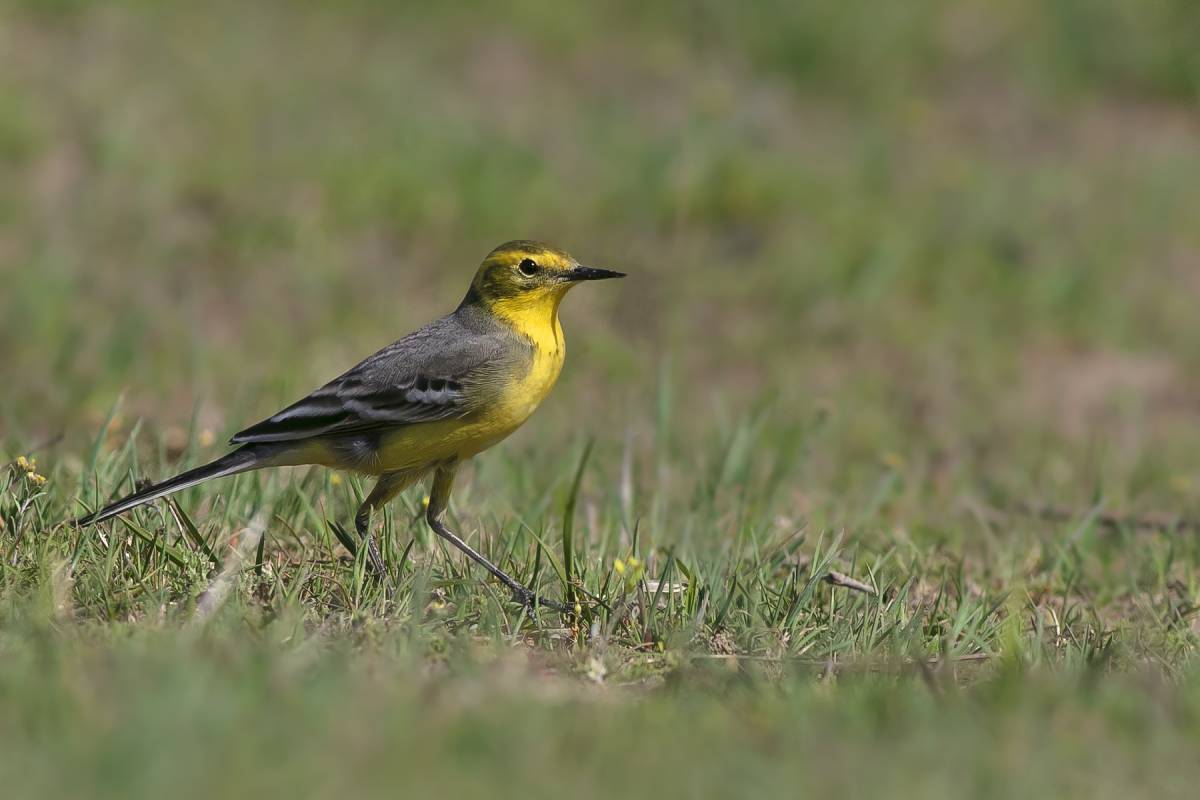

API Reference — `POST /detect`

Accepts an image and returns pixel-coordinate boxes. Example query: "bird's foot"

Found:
[328,520,389,581]
[364,537,388,581]
[511,586,570,615]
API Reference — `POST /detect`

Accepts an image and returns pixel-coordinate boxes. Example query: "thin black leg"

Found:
[353,503,388,579]
[350,470,420,584]
[426,462,567,614]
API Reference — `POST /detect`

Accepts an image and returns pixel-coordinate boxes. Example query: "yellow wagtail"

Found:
[76,241,624,610]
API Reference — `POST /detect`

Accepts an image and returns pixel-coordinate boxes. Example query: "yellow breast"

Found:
[369,298,566,473]
[501,316,565,422]
[469,306,565,453]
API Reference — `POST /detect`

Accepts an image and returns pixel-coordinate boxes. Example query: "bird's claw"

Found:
[511,587,570,615]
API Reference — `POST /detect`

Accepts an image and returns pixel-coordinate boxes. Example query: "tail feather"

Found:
[74,446,265,526]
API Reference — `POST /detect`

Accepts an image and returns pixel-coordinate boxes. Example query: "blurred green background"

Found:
[5,0,1199,500]
[4,1,1200,797]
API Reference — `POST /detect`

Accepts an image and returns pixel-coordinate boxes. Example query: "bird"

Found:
[74,240,624,611]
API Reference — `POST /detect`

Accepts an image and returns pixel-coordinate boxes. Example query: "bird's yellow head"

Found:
[462,240,624,323]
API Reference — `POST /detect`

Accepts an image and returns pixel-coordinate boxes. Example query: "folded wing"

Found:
[231,319,515,444]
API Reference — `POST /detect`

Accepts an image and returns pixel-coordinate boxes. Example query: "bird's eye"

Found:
[518,258,539,276]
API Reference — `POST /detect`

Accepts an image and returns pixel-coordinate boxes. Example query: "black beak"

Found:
[567,265,626,282]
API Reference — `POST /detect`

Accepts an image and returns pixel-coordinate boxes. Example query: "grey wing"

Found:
[230,319,516,444]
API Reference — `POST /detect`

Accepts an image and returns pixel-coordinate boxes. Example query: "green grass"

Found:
[3,0,1200,796]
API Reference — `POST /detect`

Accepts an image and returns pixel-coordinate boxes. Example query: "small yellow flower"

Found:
[27,472,47,486]
[614,558,626,575]
[16,456,35,473]
[421,495,430,508]
[329,474,343,486]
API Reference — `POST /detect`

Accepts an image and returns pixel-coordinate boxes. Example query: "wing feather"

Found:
[230,315,521,444]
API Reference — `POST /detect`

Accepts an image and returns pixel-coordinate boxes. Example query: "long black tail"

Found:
[74,446,267,526]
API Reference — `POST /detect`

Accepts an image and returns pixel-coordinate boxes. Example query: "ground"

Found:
[3,1,1200,797]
